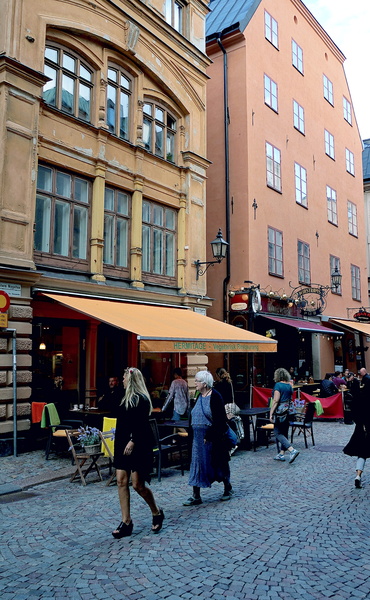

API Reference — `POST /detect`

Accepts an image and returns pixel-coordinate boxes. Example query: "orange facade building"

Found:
[205,0,367,386]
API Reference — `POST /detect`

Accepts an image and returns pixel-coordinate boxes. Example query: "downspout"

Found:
[217,35,231,324]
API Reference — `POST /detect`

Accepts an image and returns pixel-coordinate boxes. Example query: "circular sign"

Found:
[0,291,10,313]
[251,289,262,313]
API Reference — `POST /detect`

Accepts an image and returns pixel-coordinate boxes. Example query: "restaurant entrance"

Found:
[32,318,86,414]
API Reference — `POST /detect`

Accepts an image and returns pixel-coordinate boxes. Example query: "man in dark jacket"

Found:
[359,368,370,398]
[97,376,123,417]
[319,373,338,398]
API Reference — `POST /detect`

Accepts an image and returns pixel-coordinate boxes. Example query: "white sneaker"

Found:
[289,449,300,464]
[274,454,285,461]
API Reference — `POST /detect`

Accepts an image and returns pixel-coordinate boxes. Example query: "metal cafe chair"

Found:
[149,419,186,482]
[290,401,316,448]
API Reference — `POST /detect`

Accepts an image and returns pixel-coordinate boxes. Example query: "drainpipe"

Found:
[217,35,231,324]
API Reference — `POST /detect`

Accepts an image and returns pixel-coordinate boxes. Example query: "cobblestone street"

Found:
[1,421,369,600]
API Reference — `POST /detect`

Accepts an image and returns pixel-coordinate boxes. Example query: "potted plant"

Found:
[77,426,101,454]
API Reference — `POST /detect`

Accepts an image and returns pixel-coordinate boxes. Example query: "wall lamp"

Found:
[194,229,229,280]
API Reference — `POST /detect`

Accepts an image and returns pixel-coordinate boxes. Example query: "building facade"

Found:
[0,0,212,437]
[205,0,367,386]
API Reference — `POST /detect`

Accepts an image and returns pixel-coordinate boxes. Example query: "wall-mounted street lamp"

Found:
[331,266,342,291]
[194,229,229,280]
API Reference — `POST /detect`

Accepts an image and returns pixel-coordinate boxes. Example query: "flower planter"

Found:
[83,443,101,455]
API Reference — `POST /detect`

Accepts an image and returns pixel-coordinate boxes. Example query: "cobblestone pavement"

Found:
[1,421,370,600]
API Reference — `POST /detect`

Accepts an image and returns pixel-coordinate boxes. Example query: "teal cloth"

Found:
[41,403,61,428]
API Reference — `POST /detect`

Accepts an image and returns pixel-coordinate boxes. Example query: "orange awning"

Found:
[330,319,370,336]
[41,293,277,353]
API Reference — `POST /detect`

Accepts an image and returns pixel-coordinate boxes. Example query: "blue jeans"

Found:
[274,414,291,451]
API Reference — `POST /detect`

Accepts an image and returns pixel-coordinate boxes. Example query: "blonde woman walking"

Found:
[112,367,164,538]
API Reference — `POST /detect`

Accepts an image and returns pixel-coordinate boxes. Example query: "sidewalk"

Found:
[0,448,111,495]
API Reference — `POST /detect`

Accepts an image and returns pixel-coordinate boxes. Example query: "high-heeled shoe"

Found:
[112,520,133,539]
[152,509,165,534]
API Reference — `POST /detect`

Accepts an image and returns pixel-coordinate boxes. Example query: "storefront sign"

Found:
[353,309,370,323]
[140,339,277,353]
[230,302,248,311]
[0,282,21,297]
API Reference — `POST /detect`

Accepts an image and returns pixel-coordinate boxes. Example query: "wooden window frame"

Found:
[34,164,91,270]
[43,43,93,122]
[268,226,284,277]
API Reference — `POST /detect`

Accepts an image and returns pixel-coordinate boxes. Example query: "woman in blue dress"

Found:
[270,367,300,464]
[183,370,233,506]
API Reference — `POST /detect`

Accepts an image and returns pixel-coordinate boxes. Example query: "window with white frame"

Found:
[348,201,358,237]
[351,264,361,301]
[324,129,335,159]
[266,142,281,192]
[326,185,337,225]
[293,100,305,134]
[264,74,278,112]
[292,40,303,74]
[294,163,307,207]
[143,102,176,163]
[345,148,355,175]
[343,96,352,125]
[268,227,283,276]
[298,240,310,284]
[106,66,132,140]
[264,11,278,48]
[103,188,130,269]
[35,165,90,261]
[43,45,93,122]
[142,201,176,278]
[165,0,184,33]
[323,74,334,105]
[330,255,342,295]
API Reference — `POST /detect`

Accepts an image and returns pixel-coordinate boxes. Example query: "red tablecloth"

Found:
[300,391,343,419]
[252,386,298,407]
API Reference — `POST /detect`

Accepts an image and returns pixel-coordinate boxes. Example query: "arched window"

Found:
[143,102,176,163]
[106,66,132,140]
[43,45,93,122]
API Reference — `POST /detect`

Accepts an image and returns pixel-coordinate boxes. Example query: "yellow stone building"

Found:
[0,0,212,438]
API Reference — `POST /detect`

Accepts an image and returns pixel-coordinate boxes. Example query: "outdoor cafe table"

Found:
[239,407,270,450]
[68,408,110,428]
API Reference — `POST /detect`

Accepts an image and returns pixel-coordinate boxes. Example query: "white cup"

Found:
[73,404,78,410]
[79,404,83,409]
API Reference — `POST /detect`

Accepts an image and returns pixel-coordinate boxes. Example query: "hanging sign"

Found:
[353,309,370,323]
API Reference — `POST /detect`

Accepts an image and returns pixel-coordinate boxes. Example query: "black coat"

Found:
[113,393,153,481]
[213,379,233,405]
[343,381,370,458]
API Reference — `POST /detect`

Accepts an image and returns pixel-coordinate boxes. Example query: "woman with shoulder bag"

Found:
[270,367,300,464]
[183,371,234,506]
[215,368,244,453]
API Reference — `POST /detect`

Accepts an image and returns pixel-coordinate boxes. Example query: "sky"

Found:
[303,0,370,140]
